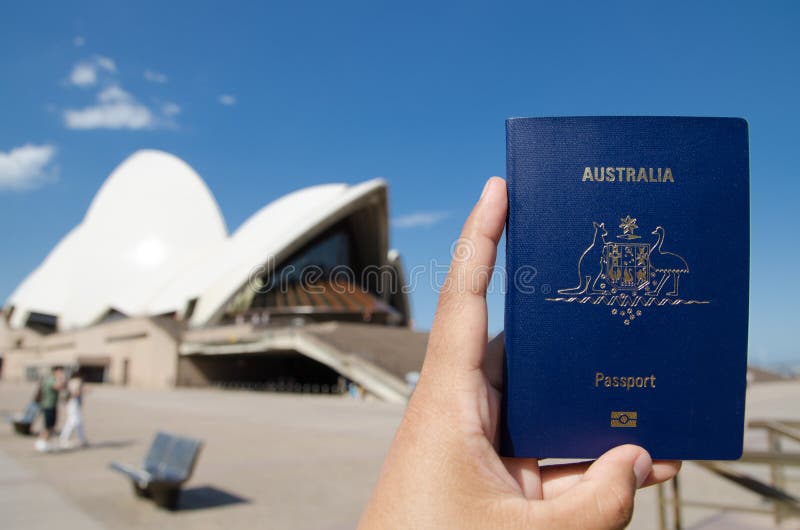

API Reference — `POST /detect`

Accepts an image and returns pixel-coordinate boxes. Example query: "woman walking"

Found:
[59,372,88,449]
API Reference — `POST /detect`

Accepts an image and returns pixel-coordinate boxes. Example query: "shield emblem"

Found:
[602,242,650,292]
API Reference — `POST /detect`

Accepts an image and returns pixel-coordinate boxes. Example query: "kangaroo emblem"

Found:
[558,222,608,295]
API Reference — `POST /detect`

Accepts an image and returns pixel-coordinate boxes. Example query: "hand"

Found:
[359,177,681,530]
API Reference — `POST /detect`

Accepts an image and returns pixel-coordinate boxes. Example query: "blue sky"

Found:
[0,1,798,366]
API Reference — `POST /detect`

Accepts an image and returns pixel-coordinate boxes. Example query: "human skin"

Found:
[359,177,681,530]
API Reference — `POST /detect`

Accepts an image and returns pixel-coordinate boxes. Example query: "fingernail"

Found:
[479,178,494,200]
[633,451,653,488]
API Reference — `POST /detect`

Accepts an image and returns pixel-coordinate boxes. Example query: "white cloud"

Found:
[67,55,117,87]
[218,94,236,106]
[73,36,85,48]
[97,84,132,103]
[95,55,116,73]
[0,144,57,190]
[63,59,179,131]
[69,63,97,87]
[63,85,155,130]
[144,69,168,83]
[391,211,449,228]
[162,102,181,117]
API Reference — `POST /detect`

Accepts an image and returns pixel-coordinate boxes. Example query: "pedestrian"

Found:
[59,372,89,449]
[34,366,65,452]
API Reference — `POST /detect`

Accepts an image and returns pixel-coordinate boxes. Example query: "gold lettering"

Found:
[593,372,657,390]
[582,166,674,183]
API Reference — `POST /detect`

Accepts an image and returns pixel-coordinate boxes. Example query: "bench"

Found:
[8,401,39,435]
[110,431,203,510]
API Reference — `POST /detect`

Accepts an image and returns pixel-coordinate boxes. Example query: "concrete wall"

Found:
[0,317,181,389]
[176,356,211,387]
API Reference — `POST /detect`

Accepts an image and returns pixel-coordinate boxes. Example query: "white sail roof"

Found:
[185,179,386,326]
[6,150,387,330]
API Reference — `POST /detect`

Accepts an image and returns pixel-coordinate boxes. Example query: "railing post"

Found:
[767,428,786,524]
[657,482,668,530]
[671,475,682,530]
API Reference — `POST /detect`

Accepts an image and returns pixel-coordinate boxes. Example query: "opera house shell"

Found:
[0,150,425,402]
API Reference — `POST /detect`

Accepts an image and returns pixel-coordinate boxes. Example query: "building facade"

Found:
[0,150,425,402]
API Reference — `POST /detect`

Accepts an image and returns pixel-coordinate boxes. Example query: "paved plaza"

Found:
[1,381,798,529]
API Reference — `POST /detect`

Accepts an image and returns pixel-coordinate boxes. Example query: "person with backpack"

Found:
[34,366,65,452]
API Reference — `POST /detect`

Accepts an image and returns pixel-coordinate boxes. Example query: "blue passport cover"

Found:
[502,117,749,460]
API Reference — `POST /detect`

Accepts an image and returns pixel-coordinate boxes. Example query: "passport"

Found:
[501,117,750,460]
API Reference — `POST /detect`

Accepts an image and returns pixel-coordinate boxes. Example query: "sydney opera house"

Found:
[0,151,426,402]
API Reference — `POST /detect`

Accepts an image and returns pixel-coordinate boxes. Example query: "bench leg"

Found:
[13,422,32,436]
[132,482,152,499]
[151,485,180,510]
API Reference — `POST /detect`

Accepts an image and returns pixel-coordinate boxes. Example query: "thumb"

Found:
[423,177,507,378]
[547,445,652,530]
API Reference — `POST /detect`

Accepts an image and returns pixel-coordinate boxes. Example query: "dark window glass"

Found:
[273,227,352,285]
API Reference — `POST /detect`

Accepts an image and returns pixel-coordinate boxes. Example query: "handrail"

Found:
[657,418,800,529]
[749,419,800,444]
[737,450,800,466]
[750,419,800,429]
[695,461,800,509]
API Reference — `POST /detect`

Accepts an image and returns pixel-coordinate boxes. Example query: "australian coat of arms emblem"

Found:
[547,215,708,325]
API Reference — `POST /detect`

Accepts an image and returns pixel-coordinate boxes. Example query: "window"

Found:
[268,226,353,288]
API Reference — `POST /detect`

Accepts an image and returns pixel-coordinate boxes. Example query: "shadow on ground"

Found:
[51,439,137,453]
[85,439,137,450]
[178,485,249,511]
